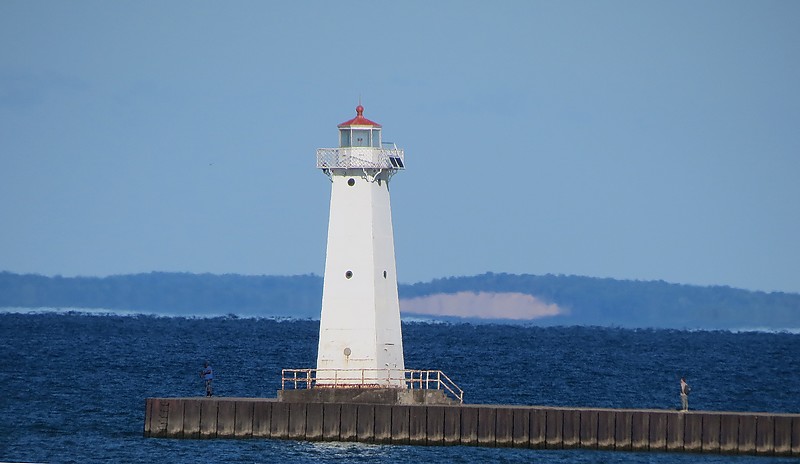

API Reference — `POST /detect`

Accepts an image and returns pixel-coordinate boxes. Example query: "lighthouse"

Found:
[314,105,406,387]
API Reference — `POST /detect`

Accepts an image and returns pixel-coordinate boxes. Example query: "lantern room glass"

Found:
[339,128,382,148]
[352,130,369,147]
[339,129,350,147]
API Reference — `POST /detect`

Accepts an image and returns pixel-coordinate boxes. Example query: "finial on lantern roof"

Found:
[338,103,381,128]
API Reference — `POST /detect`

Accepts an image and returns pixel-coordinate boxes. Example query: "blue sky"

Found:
[1,1,798,294]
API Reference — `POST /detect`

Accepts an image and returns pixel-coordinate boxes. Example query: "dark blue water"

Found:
[1,311,799,463]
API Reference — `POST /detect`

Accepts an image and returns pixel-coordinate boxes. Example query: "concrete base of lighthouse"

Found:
[277,388,458,406]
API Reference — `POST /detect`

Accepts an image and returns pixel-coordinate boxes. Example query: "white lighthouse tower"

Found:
[314,104,406,387]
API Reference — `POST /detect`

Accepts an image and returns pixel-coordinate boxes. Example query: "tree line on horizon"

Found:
[0,271,797,329]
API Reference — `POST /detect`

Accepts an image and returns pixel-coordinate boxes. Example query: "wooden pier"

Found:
[144,397,800,456]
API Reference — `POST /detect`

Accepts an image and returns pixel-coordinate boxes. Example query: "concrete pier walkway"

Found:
[144,397,799,457]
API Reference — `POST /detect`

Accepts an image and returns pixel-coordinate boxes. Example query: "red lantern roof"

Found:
[337,105,382,128]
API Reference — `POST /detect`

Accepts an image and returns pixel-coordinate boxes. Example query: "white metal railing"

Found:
[281,368,463,404]
[316,147,405,170]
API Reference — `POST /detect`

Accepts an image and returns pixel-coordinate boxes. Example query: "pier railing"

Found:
[281,368,463,404]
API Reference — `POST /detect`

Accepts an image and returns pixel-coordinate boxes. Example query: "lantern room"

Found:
[338,104,382,148]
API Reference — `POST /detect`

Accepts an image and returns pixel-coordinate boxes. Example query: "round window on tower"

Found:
[345,270,353,279]
[347,178,355,186]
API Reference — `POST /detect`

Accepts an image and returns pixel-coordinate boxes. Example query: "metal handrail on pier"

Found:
[281,368,464,404]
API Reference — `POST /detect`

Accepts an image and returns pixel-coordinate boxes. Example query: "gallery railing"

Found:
[316,147,405,171]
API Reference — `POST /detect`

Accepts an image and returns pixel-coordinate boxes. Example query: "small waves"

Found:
[1,312,798,462]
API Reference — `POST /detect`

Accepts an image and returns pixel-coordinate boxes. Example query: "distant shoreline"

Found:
[1,271,798,330]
